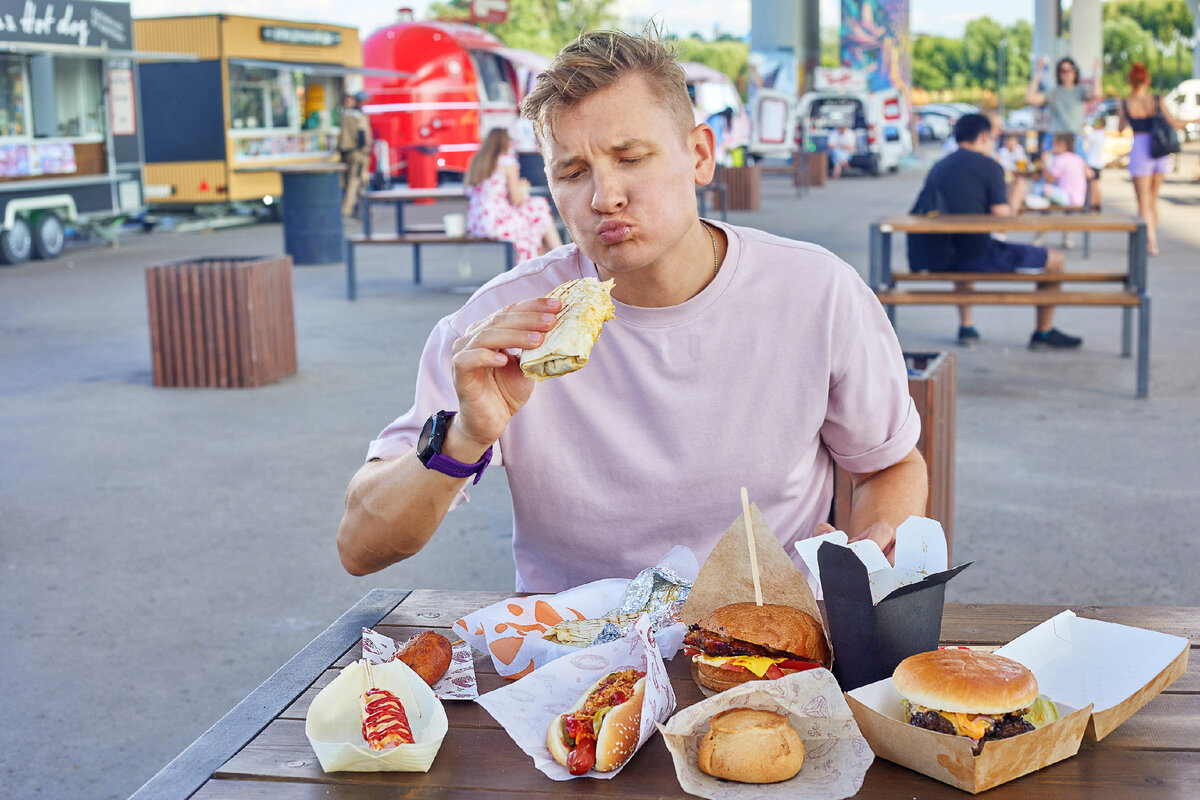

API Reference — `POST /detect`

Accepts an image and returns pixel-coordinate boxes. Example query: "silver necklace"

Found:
[702,221,719,278]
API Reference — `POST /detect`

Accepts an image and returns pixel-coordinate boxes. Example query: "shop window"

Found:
[0,55,27,138]
[52,57,103,137]
[471,51,515,105]
[229,64,298,130]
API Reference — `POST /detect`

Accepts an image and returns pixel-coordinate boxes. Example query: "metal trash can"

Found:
[279,166,345,265]
[831,351,957,555]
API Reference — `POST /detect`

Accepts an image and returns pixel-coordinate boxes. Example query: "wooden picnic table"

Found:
[133,590,1200,799]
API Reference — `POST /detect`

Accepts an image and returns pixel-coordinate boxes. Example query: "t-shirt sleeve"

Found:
[819,266,921,475]
[984,160,1008,207]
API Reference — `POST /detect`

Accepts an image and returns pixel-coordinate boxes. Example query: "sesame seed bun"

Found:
[892,649,1038,715]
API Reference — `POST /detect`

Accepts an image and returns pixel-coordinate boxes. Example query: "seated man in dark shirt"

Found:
[907,114,1081,350]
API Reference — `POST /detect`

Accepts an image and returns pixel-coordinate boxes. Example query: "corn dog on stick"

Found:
[360,660,414,749]
[519,277,615,381]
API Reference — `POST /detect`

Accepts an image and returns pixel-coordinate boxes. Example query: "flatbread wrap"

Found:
[519,277,615,381]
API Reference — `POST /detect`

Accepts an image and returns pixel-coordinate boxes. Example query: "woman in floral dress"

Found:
[465,129,562,262]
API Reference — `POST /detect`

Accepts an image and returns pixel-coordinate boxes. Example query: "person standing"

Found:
[1083,116,1107,211]
[338,91,374,219]
[1118,63,1197,256]
[1025,56,1099,155]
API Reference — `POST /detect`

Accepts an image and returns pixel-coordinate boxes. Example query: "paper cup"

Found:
[306,659,448,772]
[443,213,466,237]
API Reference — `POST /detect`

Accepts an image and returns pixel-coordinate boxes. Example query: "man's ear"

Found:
[689,123,717,184]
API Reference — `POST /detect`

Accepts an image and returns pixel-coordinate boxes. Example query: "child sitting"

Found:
[1084,116,1107,211]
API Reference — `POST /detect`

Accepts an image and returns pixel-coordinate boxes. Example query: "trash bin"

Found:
[279,165,345,265]
[403,145,439,190]
[831,351,957,556]
[145,256,297,388]
[717,164,761,211]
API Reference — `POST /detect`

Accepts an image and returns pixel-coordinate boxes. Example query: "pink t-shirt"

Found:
[1047,151,1089,207]
[368,222,920,591]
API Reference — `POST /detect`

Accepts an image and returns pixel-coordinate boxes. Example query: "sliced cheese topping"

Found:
[902,699,997,741]
[692,653,784,678]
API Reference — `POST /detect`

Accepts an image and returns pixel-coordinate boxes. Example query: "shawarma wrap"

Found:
[519,277,615,381]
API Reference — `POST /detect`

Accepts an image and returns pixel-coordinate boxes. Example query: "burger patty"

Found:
[908,709,1036,747]
[683,626,808,660]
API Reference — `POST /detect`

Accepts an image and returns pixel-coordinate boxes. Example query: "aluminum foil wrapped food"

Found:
[519,277,615,381]
[544,564,693,648]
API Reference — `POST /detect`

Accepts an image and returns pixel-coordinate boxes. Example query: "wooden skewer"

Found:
[363,657,375,689]
[741,487,763,606]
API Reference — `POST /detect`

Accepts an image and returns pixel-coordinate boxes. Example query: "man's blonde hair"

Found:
[520,28,696,145]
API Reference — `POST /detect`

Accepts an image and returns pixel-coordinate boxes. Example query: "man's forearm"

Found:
[847,447,929,538]
[336,452,473,575]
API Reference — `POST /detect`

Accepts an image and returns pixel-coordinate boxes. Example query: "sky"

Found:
[129,1,1038,42]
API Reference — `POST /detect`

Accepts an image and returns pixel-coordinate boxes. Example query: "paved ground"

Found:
[2,143,1198,798]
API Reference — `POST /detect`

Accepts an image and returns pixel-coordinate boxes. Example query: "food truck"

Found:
[0,0,157,264]
[133,13,388,213]
[361,19,521,186]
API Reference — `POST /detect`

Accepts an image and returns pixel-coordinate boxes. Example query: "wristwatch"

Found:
[416,411,492,485]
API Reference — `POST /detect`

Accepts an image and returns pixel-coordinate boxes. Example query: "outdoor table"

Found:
[361,185,556,238]
[133,590,1200,799]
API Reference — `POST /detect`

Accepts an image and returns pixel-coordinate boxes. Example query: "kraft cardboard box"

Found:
[845,610,1190,793]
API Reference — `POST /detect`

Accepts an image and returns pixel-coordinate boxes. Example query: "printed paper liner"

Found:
[475,615,675,780]
[658,670,874,800]
[306,659,448,772]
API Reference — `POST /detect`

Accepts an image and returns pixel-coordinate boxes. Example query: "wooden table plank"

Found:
[213,718,1200,799]
[878,213,1139,233]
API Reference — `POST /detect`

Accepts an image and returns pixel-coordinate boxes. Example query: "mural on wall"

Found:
[839,0,911,94]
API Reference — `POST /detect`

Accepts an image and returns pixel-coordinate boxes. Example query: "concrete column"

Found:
[1189,0,1200,79]
[1032,0,1064,86]
[1070,0,1103,84]
[750,0,819,95]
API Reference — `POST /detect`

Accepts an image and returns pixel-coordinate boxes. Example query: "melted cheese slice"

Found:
[905,700,995,741]
[692,653,785,678]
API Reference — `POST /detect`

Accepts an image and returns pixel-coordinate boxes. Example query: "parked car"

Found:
[915,108,954,141]
[1005,105,1040,130]
[682,62,797,163]
[798,88,913,175]
[1166,80,1200,142]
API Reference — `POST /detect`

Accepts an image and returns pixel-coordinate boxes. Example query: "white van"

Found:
[683,62,797,163]
[797,88,913,175]
[1166,79,1200,141]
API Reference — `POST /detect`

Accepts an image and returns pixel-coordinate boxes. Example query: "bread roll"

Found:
[697,708,805,783]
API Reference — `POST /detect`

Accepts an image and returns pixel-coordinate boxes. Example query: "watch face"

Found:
[417,414,437,462]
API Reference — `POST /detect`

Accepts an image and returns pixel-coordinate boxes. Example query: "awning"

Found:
[0,41,198,62]
[229,58,409,79]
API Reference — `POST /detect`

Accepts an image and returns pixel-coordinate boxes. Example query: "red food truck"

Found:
[361,19,521,187]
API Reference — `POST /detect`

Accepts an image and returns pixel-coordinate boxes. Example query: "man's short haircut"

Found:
[953,113,992,145]
[520,27,695,146]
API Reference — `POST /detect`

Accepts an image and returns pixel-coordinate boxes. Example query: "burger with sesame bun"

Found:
[683,602,832,693]
[893,649,1058,754]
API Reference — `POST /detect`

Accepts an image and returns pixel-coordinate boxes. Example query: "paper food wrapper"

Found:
[995,610,1190,741]
[795,517,970,691]
[306,659,449,773]
[846,677,1090,794]
[658,670,874,800]
[681,502,824,631]
[475,615,675,780]
[361,627,478,701]
[454,546,697,679]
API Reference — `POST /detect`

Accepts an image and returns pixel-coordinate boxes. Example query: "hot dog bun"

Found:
[394,631,453,687]
[546,672,646,772]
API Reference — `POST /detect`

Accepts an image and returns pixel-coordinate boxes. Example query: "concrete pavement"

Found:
[1,143,1198,798]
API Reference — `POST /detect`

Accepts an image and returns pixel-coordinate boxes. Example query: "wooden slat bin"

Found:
[833,351,957,557]
[718,164,762,210]
[145,256,297,388]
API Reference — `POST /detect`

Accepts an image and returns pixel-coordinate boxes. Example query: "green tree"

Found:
[426,0,618,56]
[1103,15,1155,88]
[674,39,749,91]
[911,34,963,91]
[962,17,1007,90]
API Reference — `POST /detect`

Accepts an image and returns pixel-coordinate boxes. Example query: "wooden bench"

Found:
[345,232,515,299]
[869,213,1150,397]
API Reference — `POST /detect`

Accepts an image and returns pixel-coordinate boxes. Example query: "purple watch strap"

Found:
[426,411,492,484]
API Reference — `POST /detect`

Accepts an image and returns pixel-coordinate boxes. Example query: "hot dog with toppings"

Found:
[546,668,646,774]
